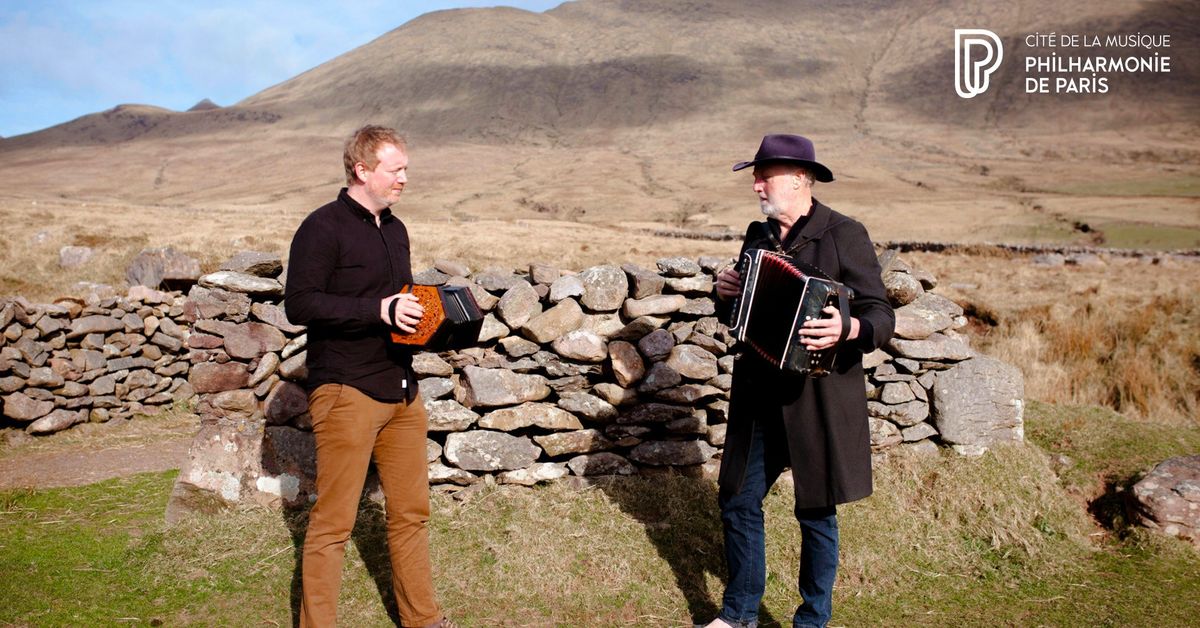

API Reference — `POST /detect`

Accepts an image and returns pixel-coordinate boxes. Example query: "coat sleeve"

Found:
[283,214,382,332]
[836,221,894,353]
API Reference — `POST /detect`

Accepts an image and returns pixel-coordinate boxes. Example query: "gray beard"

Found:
[759,200,783,219]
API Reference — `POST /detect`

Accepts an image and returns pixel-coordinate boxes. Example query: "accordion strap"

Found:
[835,287,852,346]
[389,284,416,328]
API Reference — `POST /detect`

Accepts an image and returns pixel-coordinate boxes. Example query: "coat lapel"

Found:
[784,198,832,254]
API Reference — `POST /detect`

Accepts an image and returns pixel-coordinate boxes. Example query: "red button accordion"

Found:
[728,249,851,377]
[389,284,484,351]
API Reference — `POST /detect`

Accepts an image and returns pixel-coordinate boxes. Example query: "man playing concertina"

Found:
[285,125,455,628]
[704,134,895,628]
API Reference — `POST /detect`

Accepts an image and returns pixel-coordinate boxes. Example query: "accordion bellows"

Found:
[729,249,849,377]
[389,285,483,351]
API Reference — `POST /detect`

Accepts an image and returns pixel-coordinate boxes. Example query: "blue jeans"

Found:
[718,421,839,628]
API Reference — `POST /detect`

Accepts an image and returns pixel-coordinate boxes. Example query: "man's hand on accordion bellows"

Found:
[799,305,860,350]
[380,292,424,333]
[715,268,742,300]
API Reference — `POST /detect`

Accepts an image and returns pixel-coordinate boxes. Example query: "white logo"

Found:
[955,29,1004,98]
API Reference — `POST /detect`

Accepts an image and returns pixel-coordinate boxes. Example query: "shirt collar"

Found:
[338,187,394,223]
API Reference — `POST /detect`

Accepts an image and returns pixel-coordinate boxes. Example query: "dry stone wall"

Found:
[0,246,1025,518]
[0,284,195,436]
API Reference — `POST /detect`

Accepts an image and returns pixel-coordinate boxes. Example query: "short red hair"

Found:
[343,125,407,186]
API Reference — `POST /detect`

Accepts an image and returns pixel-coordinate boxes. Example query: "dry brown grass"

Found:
[913,251,1200,425]
[987,291,1199,423]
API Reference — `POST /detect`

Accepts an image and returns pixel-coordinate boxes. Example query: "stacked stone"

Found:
[866,250,1024,458]
[0,285,195,436]
[0,245,1021,516]
[411,256,732,492]
[167,251,308,516]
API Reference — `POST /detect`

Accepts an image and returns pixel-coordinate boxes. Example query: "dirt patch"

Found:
[0,412,198,490]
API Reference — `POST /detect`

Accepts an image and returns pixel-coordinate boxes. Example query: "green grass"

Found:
[1048,176,1200,198]
[1024,401,1200,533]
[1,403,1198,626]
[1096,223,1200,250]
[0,471,187,626]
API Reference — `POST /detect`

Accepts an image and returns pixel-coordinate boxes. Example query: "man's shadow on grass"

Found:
[590,472,782,628]
[283,475,402,627]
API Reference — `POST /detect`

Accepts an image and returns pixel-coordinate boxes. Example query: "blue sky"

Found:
[0,0,564,138]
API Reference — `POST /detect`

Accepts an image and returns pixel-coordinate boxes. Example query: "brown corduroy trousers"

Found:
[299,384,441,628]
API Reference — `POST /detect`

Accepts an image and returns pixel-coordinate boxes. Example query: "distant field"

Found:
[1096,222,1200,250]
[1048,176,1200,199]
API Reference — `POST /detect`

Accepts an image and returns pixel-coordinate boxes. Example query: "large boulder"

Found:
[534,429,614,457]
[893,293,962,340]
[623,294,687,319]
[655,257,702,277]
[3,391,55,421]
[888,332,974,361]
[552,330,607,362]
[520,299,585,344]
[26,409,86,434]
[459,366,550,408]
[1131,455,1200,547]
[58,246,94,269]
[496,281,542,328]
[622,264,666,299]
[567,452,636,476]
[477,402,582,431]
[166,422,267,522]
[126,246,201,290]
[444,431,541,471]
[199,271,284,298]
[868,400,930,427]
[66,315,124,339]
[930,356,1024,454]
[220,251,283,278]
[498,463,569,486]
[189,362,249,394]
[579,265,628,312]
[182,286,252,322]
[222,322,287,360]
[250,303,306,335]
[608,340,645,387]
[883,270,924,306]
[556,391,618,423]
[425,399,480,432]
[638,328,675,362]
[629,440,717,466]
[665,345,719,381]
[548,275,585,303]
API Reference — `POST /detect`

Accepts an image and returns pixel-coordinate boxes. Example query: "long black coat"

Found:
[716,200,895,509]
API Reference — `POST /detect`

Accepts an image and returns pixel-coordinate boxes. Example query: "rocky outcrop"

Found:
[929,356,1025,456]
[1131,455,1200,547]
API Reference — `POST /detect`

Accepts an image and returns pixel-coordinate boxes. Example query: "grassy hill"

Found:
[0,0,1195,252]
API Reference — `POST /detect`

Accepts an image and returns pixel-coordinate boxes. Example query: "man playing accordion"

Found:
[704,134,895,628]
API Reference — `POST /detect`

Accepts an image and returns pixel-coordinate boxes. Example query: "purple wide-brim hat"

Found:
[732,134,834,182]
